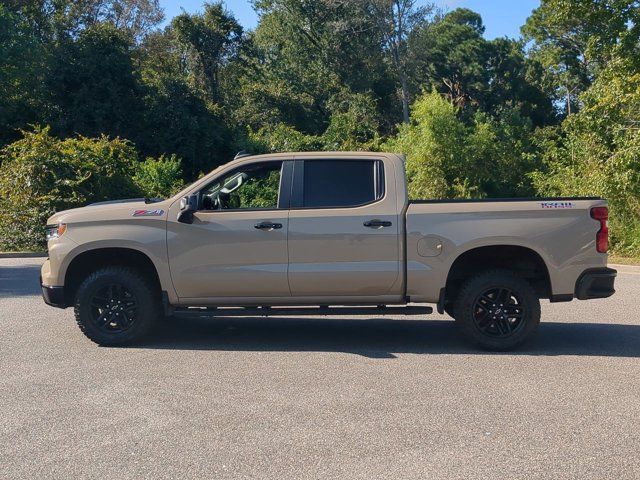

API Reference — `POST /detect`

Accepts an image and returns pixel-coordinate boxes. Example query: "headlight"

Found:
[45,223,67,241]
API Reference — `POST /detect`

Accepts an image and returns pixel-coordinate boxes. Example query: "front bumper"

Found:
[40,275,67,308]
[575,267,617,300]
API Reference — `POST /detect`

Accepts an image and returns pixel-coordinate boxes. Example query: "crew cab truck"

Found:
[41,152,616,350]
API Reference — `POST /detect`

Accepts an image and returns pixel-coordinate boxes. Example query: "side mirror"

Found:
[177,194,198,224]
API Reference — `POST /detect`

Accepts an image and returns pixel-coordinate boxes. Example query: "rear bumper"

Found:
[575,267,617,300]
[40,275,67,308]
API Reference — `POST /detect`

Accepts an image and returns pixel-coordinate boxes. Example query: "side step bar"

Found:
[173,305,433,318]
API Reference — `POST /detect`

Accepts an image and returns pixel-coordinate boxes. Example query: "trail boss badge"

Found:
[540,201,574,209]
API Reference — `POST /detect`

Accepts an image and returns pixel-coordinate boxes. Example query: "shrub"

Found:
[132,155,184,198]
[0,126,184,251]
[322,91,381,151]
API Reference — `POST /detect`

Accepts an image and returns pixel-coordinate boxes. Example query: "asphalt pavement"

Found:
[1,258,639,479]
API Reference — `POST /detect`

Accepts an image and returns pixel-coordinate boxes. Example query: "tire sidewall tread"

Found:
[453,269,541,351]
[74,266,159,346]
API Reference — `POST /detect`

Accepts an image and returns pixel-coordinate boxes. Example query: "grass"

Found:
[609,255,640,266]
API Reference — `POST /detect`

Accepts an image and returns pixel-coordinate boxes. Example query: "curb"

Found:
[0,252,47,259]
[610,263,640,274]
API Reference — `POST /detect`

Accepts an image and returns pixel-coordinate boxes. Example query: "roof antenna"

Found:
[234,150,251,160]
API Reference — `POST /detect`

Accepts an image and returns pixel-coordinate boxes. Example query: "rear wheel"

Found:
[443,302,455,318]
[453,269,540,351]
[74,266,159,346]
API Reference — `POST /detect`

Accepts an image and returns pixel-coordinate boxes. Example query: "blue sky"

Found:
[159,0,540,40]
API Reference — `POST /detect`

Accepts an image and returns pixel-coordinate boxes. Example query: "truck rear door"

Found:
[287,157,402,298]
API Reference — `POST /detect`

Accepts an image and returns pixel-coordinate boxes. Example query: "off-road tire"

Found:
[453,269,540,351]
[74,266,160,346]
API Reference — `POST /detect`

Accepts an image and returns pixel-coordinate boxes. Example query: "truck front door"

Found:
[167,160,291,300]
[287,158,402,297]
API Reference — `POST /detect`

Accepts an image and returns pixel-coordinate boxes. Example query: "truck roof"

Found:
[234,151,400,161]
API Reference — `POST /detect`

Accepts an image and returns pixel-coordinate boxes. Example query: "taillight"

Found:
[590,207,608,253]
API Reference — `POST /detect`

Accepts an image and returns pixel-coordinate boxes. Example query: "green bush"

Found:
[0,126,184,251]
[321,91,381,151]
[384,92,538,200]
[132,155,184,198]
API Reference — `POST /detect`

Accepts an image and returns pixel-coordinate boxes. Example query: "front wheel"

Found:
[74,266,160,346]
[453,269,540,351]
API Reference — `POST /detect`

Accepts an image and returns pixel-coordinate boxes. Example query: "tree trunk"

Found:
[400,72,410,123]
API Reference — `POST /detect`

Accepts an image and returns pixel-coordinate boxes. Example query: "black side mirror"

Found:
[177,194,198,224]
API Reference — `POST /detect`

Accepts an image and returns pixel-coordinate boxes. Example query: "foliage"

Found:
[132,155,184,198]
[0,5,43,146]
[0,127,138,250]
[385,92,538,200]
[1,0,639,254]
[0,127,182,250]
[234,170,281,209]
[385,92,465,198]
[530,54,640,253]
[409,9,554,125]
[47,23,143,140]
[322,91,382,151]
[522,0,640,115]
[370,0,437,123]
[171,2,243,102]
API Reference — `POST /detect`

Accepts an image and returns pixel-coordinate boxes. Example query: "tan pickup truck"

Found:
[41,152,616,350]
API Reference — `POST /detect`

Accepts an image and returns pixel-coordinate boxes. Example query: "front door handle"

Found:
[254,221,283,230]
[363,220,392,228]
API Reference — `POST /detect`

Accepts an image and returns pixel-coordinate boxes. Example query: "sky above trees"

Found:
[160,0,540,40]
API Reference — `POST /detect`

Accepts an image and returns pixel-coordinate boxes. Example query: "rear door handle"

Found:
[363,220,392,228]
[254,221,283,230]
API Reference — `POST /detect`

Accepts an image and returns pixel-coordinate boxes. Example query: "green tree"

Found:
[4,0,163,41]
[409,8,490,110]
[409,9,554,126]
[135,27,235,178]
[385,92,539,200]
[47,23,143,140]
[384,92,469,199]
[531,55,640,254]
[522,0,640,115]
[322,91,381,150]
[370,0,437,123]
[0,5,44,145]
[239,0,394,134]
[171,2,243,102]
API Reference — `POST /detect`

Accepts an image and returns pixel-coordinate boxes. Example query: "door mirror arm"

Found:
[177,194,199,224]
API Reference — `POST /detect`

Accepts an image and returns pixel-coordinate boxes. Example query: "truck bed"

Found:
[404,196,608,303]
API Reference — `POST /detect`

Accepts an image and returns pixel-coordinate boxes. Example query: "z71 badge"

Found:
[540,201,574,209]
[132,209,164,217]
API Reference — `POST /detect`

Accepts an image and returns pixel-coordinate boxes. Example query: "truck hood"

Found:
[46,198,170,225]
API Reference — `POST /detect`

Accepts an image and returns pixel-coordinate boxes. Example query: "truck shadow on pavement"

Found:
[143,316,640,358]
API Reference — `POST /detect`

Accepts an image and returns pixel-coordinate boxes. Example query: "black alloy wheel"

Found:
[74,266,159,346]
[471,287,525,338]
[89,284,138,333]
[453,269,541,350]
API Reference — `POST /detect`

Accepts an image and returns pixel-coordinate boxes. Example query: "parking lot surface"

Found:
[1,258,639,479]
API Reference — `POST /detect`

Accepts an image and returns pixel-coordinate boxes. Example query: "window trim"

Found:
[290,159,386,210]
[195,160,292,212]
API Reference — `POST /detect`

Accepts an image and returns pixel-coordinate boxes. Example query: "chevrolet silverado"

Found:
[41,152,616,350]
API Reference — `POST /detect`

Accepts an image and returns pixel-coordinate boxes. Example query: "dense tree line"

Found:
[0,0,639,253]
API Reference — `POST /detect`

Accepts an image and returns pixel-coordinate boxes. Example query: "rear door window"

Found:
[298,160,384,208]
